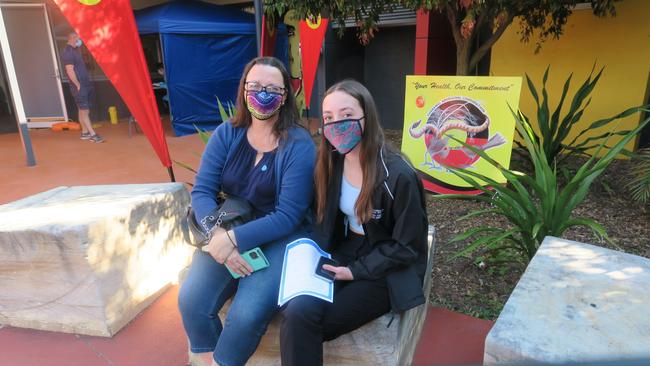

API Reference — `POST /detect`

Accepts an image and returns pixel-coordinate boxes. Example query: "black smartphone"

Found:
[315,256,339,281]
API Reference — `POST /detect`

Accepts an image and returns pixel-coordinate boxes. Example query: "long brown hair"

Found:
[314,79,385,223]
[231,57,300,139]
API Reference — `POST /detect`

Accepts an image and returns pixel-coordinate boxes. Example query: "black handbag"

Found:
[184,194,254,248]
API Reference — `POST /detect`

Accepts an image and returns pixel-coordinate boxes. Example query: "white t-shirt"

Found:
[340,175,364,235]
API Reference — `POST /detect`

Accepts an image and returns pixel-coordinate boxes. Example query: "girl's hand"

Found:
[226,251,253,277]
[205,228,235,264]
[322,265,354,281]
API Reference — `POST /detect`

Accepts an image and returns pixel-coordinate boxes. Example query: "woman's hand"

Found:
[322,265,354,281]
[226,251,253,277]
[204,228,235,264]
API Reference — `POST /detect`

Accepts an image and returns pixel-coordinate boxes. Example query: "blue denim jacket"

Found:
[191,121,316,251]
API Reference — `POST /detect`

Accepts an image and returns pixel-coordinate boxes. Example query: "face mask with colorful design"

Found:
[75,39,82,48]
[246,90,283,120]
[323,117,364,155]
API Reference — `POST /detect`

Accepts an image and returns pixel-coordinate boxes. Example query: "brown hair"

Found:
[231,57,300,139]
[314,79,385,223]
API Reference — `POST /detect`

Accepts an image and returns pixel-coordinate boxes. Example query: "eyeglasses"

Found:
[245,82,285,95]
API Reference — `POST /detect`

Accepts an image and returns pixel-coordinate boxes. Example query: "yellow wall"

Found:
[490,0,650,153]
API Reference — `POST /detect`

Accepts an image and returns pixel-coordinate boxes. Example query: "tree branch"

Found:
[470,8,488,44]
[468,12,514,71]
[445,2,462,47]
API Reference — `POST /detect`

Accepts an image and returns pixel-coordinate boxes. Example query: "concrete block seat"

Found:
[0,183,193,337]
[485,236,650,365]
[188,226,436,366]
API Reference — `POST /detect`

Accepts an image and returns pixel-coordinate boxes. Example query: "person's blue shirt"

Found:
[191,121,315,251]
[221,135,277,217]
[62,45,90,85]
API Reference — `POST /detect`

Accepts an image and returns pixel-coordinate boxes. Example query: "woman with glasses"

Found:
[279,79,429,366]
[178,57,315,366]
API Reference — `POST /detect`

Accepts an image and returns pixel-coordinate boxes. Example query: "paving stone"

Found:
[0,183,193,337]
[484,236,650,365]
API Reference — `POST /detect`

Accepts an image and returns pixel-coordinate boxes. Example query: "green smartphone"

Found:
[226,247,270,279]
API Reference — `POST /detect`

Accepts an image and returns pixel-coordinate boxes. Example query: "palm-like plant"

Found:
[437,108,650,263]
[627,147,650,204]
[216,97,236,123]
[518,66,646,166]
[173,98,235,179]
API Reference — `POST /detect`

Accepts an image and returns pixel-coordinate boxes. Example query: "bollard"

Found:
[108,106,118,125]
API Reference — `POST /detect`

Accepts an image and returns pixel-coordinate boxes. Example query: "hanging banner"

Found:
[299,15,328,108]
[401,75,522,195]
[261,14,277,57]
[284,11,305,113]
[53,0,172,171]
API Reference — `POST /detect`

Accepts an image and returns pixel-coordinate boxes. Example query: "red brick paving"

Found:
[413,307,494,366]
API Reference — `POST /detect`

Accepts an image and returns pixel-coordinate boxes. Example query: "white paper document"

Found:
[278,238,334,306]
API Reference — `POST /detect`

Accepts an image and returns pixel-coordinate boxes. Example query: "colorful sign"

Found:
[401,75,522,194]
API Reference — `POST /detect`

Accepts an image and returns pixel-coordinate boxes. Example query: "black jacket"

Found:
[314,146,429,312]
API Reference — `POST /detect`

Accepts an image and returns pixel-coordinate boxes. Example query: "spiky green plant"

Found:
[173,98,235,183]
[437,108,650,264]
[627,147,650,204]
[217,97,236,123]
[518,66,646,166]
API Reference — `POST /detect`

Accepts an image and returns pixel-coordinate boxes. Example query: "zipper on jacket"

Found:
[386,311,396,328]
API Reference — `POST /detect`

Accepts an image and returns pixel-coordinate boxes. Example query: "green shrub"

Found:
[437,108,650,264]
[173,98,235,181]
[518,66,646,166]
[217,97,236,123]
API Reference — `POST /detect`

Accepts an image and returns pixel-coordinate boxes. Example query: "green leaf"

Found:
[216,97,230,123]
[173,160,197,174]
[228,101,236,118]
[195,126,211,145]
[537,69,551,145]
[531,222,542,239]
[457,208,500,221]
[448,168,530,225]
[560,217,610,243]
[443,134,537,224]
[452,230,508,259]
[549,73,572,138]
[627,147,650,203]
[450,227,502,243]
[525,73,541,109]
[567,105,649,148]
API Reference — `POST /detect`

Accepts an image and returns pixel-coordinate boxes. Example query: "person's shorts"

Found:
[70,84,93,110]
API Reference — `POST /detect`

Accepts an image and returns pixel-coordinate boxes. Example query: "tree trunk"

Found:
[456,40,471,76]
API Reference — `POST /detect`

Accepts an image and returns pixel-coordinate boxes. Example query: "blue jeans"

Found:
[178,233,299,366]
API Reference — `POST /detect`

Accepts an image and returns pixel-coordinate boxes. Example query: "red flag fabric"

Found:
[53,0,172,168]
[299,16,328,107]
[261,14,277,57]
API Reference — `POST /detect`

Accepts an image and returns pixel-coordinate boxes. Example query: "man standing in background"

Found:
[62,32,104,143]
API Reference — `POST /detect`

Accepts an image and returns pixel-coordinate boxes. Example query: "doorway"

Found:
[0,52,16,134]
[0,3,67,129]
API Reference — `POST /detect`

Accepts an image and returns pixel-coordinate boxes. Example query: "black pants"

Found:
[280,234,391,366]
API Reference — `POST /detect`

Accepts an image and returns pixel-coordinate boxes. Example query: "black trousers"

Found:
[280,233,391,366]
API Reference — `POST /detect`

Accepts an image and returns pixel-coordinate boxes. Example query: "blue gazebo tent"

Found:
[135,0,287,136]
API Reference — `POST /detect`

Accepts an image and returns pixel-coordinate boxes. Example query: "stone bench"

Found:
[188,226,436,366]
[484,236,650,365]
[0,183,193,337]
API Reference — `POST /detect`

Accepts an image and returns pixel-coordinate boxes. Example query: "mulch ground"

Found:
[383,129,650,319]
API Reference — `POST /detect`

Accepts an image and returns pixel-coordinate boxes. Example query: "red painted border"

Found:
[421,179,484,195]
